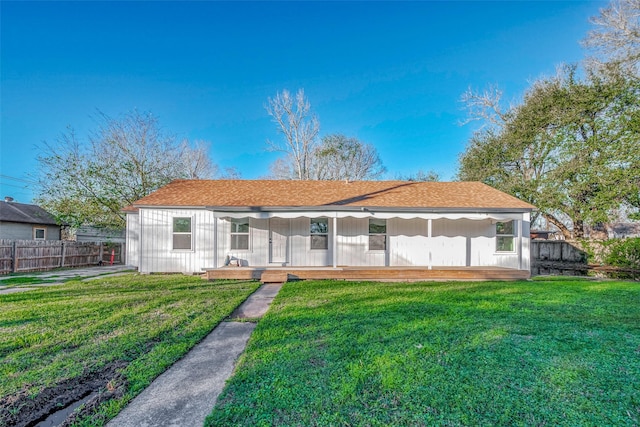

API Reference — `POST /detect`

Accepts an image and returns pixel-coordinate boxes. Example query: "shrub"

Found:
[604,237,640,279]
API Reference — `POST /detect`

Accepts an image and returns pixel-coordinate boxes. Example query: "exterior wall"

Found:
[219,217,334,267]
[76,225,126,243]
[430,218,524,269]
[138,208,215,274]
[130,209,531,273]
[0,222,60,240]
[125,213,140,268]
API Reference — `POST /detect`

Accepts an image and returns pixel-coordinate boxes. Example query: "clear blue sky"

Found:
[1,1,602,203]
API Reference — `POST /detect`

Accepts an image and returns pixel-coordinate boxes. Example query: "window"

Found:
[231,218,250,250]
[33,227,46,240]
[173,217,192,250]
[369,218,387,251]
[496,221,515,252]
[310,218,328,250]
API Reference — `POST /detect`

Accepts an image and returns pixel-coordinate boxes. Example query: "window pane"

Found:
[369,235,386,250]
[232,219,249,233]
[369,218,386,234]
[231,234,249,250]
[173,234,192,250]
[496,236,514,252]
[496,221,513,235]
[310,218,328,234]
[311,235,328,250]
[34,229,45,239]
[173,217,191,233]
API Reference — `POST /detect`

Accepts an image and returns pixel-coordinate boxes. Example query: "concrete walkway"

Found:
[108,283,283,427]
[0,265,136,295]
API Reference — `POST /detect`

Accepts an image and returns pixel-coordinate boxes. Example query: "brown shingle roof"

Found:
[131,180,535,211]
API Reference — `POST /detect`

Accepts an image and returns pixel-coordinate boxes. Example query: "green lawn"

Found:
[0,274,259,426]
[207,278,640,427]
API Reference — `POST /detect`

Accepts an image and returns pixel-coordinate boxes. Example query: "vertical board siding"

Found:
[139,208,215,274]
[125,214,140,268]
[135,210,530,272]
[389,218,428,266]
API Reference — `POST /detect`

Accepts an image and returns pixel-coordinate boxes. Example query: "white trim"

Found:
[213,211,525,221]
[171,215,194,252]
[332,215,337,268]
[427,218,432,270]
[33,226,46,240]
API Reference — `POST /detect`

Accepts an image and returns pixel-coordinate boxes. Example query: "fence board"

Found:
[0,240,124,275]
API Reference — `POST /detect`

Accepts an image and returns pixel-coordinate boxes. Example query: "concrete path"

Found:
[108,283,283,427]
[0,265,136,295]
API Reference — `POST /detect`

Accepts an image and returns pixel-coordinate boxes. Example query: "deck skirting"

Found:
[202,266,530,282]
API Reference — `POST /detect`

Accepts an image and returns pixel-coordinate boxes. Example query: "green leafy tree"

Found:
[36,110,217,229]
[459,68,640,238]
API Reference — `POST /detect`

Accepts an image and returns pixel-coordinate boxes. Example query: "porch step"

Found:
[260,271,289,284]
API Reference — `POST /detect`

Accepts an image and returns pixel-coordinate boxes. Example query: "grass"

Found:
[207,278,640,426]
[0,273,260,426]
[0,276,60,287]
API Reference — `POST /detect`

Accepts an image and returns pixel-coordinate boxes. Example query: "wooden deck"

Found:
[202,266,530,282]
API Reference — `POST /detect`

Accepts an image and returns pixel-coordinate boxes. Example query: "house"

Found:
[0,197,61,240]
[74,225,126,243]
[125,180,535,280]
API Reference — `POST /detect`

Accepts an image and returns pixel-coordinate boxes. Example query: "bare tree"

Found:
[36,110,218,228]
[177,139,218,179]
[583,0,640,79]
[395,169,440,182]
[459,84,510,128]
[265,89,320,180]
[310,134,385,180]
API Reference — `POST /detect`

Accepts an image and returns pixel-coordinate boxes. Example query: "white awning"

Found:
[210,210,523,221]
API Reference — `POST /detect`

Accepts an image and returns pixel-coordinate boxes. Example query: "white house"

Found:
[125,180,535,280]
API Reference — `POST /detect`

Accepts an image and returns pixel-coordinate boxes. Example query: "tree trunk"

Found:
[543,213,573,240]
[573,219,585,239]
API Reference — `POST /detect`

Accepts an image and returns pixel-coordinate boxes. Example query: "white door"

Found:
[269,218,289,264]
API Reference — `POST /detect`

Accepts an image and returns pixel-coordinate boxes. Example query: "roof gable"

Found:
[0,201,59,225]
[132,180,535,211]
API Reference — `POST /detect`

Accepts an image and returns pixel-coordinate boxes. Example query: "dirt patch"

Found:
[0,361,128,427]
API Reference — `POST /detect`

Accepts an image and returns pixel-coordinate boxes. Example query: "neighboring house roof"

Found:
[131,180,535,211]
[0,201,59,225]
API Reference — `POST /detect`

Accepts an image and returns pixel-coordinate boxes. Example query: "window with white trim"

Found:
[172,217,192,250]
[310,218,328,250]
[231,218,250,250]
[33,227,46,240]
[496,221,515,252]
[369,218,387,251]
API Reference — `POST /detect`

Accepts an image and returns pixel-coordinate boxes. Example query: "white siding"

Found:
[219,218,269,267]
[139,208,215,274]
[430,218,522,268]
[125,213,139,268]
[136,209,531,272]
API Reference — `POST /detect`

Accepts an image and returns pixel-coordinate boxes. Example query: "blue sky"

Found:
[1,1,602,203]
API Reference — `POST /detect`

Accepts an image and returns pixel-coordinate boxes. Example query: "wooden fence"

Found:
[531,240,589,276]
[0,240,125,275]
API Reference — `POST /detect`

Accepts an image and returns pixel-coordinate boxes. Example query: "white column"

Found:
[518,218,524,270]
[213,213,218,268]
[333,215,338,268]
[427,218,432,270]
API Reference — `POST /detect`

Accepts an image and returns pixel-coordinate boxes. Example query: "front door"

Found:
[269,218,289,264]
